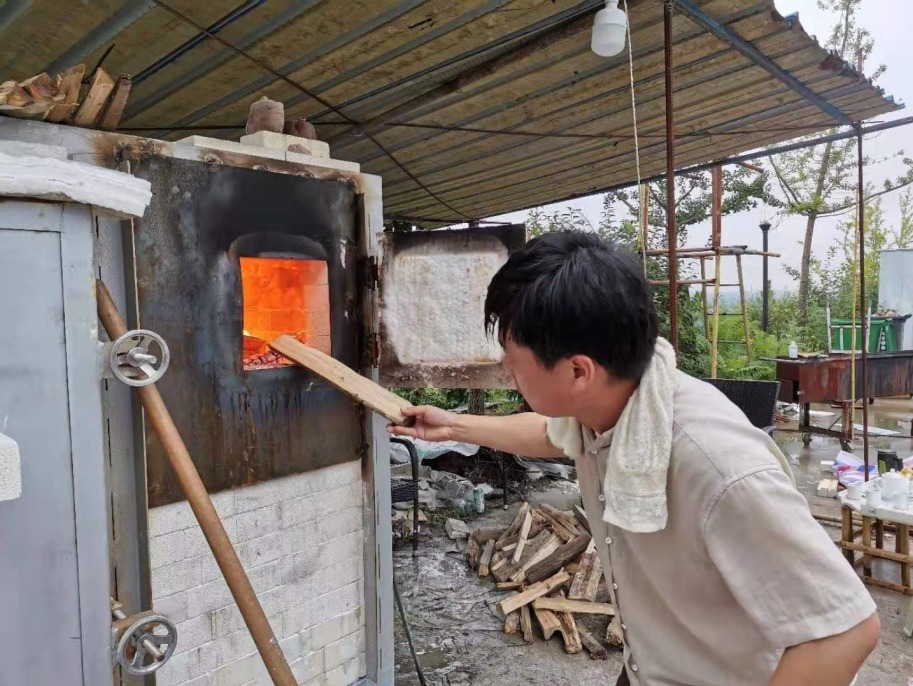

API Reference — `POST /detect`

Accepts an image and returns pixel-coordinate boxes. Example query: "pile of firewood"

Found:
[0,65,131,131]
[466,502,620,659]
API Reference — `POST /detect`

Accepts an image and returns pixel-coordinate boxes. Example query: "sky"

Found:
[487,0,911,295]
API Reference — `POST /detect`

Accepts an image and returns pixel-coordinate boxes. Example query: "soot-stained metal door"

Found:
[377,225,526,389]
[130,156,363,507]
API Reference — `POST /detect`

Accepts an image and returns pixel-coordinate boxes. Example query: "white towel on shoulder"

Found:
[602,337,677,534]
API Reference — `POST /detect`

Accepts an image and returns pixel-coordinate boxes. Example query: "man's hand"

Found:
[388,406,459,442]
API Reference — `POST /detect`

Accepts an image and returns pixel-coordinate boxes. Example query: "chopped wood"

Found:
[269,336,414,424]
[471,526,505,544]
[579,627,608,660]
[520,604,534,643]
[0,81,30,107]
[512,511,533,564]
[71,68,115,128]
[556,608,582,654]
[568,550,603,602]
[98,75,132,131]
[491,556,508,573]
[496,580,524,590]
[606,616,624,647]
[532,597,615,616]
[20,73,60,103]
[564,561,580,576]
[496,502,530,549]
[573,505,591,534]
[498,520,547,549]
[510,534,562,582]
[467,537,481,569]
[495,530,553,582]
[534,605,562,641]
[504,611,521,635]
[47,64,85,123]
[541,504,584,535]
[502,542,517,552]
[526,533,593,583]
[535,507,577,541]
[498,569,571,615]
[445,518,471,540]
[479,540,495,577]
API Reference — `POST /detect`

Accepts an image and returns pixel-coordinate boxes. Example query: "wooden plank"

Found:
[504,611,521,635]
[568,548,603,602]
[526,533,593,584]
[47,64,85,123]
[510,534,562,582]
[270,335,413,425]
[71,68,115,128]
[532,598,615,616]
[520,604,534,643]
[97,75,132,131]
[900,524,910,590]
[861,575,913,596]
[496,502,530,549]
[579,627,608,660]
[478,539,495,578]
[512,511,533,564]
[498,569,571,615]
[839,541,913,565]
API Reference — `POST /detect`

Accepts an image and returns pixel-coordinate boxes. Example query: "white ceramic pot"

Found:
[881,470,908,501]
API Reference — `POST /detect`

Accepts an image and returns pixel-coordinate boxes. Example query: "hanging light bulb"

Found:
[591,0,628,57]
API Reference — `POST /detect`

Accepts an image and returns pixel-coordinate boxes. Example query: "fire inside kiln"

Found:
[240,256,331,369]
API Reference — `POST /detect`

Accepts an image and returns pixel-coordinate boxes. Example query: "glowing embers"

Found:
[240,257,331,370]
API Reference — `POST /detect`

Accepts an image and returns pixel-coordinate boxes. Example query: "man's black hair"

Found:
[484,230,658,381]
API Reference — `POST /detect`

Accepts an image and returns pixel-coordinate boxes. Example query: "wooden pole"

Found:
[857,122,870,480]
[700,256,709,338]
[736,253,751,360]
[664,1,679,352]
[95,280,297,686]
[710,166,723,377]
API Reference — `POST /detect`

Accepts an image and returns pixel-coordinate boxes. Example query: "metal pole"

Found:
[664,0,679,351]
[857,122,870,481]
[759,220,771,331]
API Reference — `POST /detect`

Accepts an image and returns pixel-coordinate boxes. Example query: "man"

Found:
[389,231,879,686]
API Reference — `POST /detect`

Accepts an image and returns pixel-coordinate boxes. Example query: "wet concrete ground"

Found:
[393,399,913,686]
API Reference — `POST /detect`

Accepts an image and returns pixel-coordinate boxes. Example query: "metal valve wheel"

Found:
[112,609,178,676]
[109,329,170,387]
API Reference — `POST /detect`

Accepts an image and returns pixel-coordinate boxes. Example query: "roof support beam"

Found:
[676,0,854,127]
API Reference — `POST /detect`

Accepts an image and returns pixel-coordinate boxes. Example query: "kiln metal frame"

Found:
[0,118,394,686]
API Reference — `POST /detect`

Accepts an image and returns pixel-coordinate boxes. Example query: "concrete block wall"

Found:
[149,461,367,686]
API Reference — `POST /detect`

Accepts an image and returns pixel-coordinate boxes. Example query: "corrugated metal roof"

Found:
[0,0,900,226]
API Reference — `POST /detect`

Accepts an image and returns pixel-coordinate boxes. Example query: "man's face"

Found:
[501,337,577,417]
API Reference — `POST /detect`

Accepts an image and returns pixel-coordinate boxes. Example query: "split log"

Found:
[71,68,114,128]
[535,507,577,542]
[520,604,534,643]
[534,605,562,641]
[541,504,584,535]
[490,556,508,573]
[510,534,562,582]
[512,511,533,563]
[498,569,571,615]
[532,597,615,616]
[573,505,591,534]
[497,520,547,549]
[568,544,602,602]
[478,540,495,577]
[579,627,608,660]
[525,533,593,583]
[466,537,481,569]
[493,530,552,582]
[471,526,505,544]
[496,581,524,591]
[47,64,85,123]
[495,502,530,549]
[556,610,582,654]
[98,75,132,131]
[606,616,624,647]
[20,73,60,103]
[504,611,521,635]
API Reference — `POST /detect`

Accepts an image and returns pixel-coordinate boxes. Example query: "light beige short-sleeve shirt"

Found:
[547,371,876,686]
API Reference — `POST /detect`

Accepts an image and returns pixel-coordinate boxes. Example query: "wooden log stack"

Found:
[466,501,615,660]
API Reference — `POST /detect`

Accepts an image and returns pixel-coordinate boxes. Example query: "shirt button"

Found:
[621,623,628,631]
[612,582,618,590]
[605,537,613,545]
[598,494,606,502]
[631,664,639,673]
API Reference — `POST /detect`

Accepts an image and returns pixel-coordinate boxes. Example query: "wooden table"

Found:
[772,352,913,449]
[839,494,912,596]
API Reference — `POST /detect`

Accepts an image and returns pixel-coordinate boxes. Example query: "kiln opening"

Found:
[240,256,331,370]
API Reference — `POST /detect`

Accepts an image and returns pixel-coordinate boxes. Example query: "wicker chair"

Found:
[702,378,780,437]
[390,437,420,553]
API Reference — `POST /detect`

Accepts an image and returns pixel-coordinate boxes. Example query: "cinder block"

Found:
[343,653,366,683]
[211,627,256,668]
[154,590,189,625]
[234,530,283,568]
[0,432,22,502]
[317,507,362,544]
[239,131,331,159]
[174,613,213,655]
[152,557,202,600]
[323,663,347,686]
[211,651,268,686]
[290,650,325,684]
[309,608,364,651]
[150,525,210,569]
[149,501,197,538]
[280,521,321,558]
[154,643,218,686]
[234,504,281,543]
[288,581,362,639]
[324,629,365,671]
[313,461,361,494]
[235,475,305,514]
[187,578,234,618]
[280,632,302,661]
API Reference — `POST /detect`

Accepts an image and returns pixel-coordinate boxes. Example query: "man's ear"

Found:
[569,355,598,385]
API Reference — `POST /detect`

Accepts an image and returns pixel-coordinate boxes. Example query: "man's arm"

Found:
[770,613,880,686]
[388,406,565,458]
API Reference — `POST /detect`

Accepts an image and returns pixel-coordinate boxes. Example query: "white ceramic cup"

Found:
[893,491,909,510]
[865,488,882,507]
[846,482,864,500]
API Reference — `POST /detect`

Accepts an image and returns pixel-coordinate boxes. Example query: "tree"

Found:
[765,0,913,326]
[894,188,913,249]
